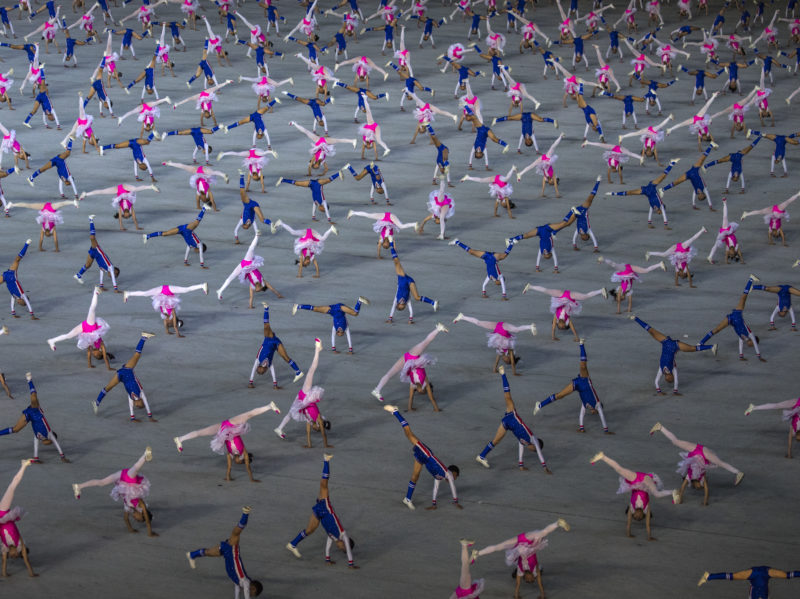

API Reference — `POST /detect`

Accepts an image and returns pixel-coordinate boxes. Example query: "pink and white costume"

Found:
[77,318,110,350]
[563,75,580,96]
[180,0,198,17]
[137,6,153,25]
[250,77,275,99]
[138,103,161,127]
[156,43,170,65]
[0,507,24,554]
[688,114,711,136]
[729,102,749,125]
[401,352,435,387]
[110,469,150,513]
[765,204,789,231]
[486,32,506,52]
[676,445,713,481]
[505,532,546,574]
[658,45,676,65]
[447,43,467,61]
[210,420,250,456]
[488,175,513,201]
[756,88,772,112]
[352,57,372,80]
[700,40,718,59]
[359,122,379,144]
[640,126,664,151]
[196,90,217,113]
[617,472,663,510]
[534,153,557,178]
[603,146,630,169]
[550,290,582,324]
[244,149,268,176]
[149,286,181,319]
[0,72,15,96]
[486,321,517,354]
[611,264,640,295]
[288,386,324,423]
[36,202,64,232]
[293,229,325,258]
[450,580,485,599]
[76,115,94,140]
[670,242,697,272]
[783,398,800,434]
[310,137,336,163]
[428,190,455,218]
[414,103,435,124]
[103,52,119,75]
[189,167,214,195]
[300,15,317,37]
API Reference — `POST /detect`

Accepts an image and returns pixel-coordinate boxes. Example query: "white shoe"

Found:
[142,234,148,244]
[749,273,760,283]
[557,518,570,531]
[330,224,338,235]
[292,371,304,383]
[372,389,384,401]
[522,283,532,295]
[645,252,650,261]
[383,404,398,413]
[498,365,505,375]
[672,489,681,504]
[649,422,662,435]
[448,238,458,246]
[711,343,718,356]
[48,340,56,351]
[266,401,280,414]
[72,483,81,499]
[346,209,354,219]
[174,437,183,452]
[286,543,302,558]
[202,282,208,295]
[271,218,282,234]
[144,446,153,461]
[324,453,333,461]
[744,403,755,416]
[659,261,666,271]
[590,451,605,464]
[432,300,439,312]
[700,226,707,234]
[794,260,800,268]
[186,552,196,569]
[402,497,416,510]
[91,400,99,415]
[475,455,490,468]
[601,288,608,299]
[74,274,85,284]
[453,312,464,323]
[292,303,298,315]
[216,291,223,301]
[358,296,370,305]
[530,323,537,336]
[274,427,286,439]
[533,402,542,415]
[314,338,323,351]
[141,331,156,339]
[735,472,744,486]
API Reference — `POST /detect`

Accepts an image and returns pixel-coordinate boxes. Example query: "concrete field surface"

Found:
[0,1,798,598]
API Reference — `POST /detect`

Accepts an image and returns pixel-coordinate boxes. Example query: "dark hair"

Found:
[201,243,208,252]
[114,267,121,277]
[348,537,355,550]
[247,452,254,464]
[145,507,154,522]
[535,437,544,450]
[252,580,264,596]
[447,465,460,477]
[323,418,331,430]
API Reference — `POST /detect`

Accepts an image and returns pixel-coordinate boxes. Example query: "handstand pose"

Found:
[476,366,550,472]
[698,567,800,595]
[453,313,535,374]
[507,214,577,273]
[659,144,717,211]
[632,315,717,395]
[217,232,282,308]
[0,460,36,577]
[515,134,564,198]
[707,199,744,264]
[73,216,120,290]
[385,242,438,323]
[27,139,77,198]
[649,423,744,505]
[47,286,112,369]
[473,520,570,598]
[274,339,333,448]
[286,455,358,568]
[248,303,304,388]
[745,397,800,458]
[417,179,454,238]
[143,207,209,268]
[646,227,707,287]
[0,373,68,462]
[186,507,263,599]
[174,404,280,482]
[741,192,799,247]
[292,297,369,353]
[2,240,37,319]
[383,403,460,509]
[276,173,342,223]
[72,447,157,536]
[272,220,337,278]
[80,183,158,231]
[537,339,611,432]
[124,283,207,337]
[372,324,447,409]
[524,286,606,341]
[590,451,679,540]
[6,199,76,252]
[93,333,157,422]
[597,256,666,314]
[750,282,800,330]
[347,209,417,259]
[449,239,515,299]
[461,166,516,219]
[699,275,764,361]
[162,160,229,211]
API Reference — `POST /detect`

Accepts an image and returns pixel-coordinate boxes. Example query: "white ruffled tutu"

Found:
[447,43,465,61]
[76,317,110,350]
[486,33,506,51]
[714,222,739,247]
[504,537,547,567]
[1,130,17,154]
[764,210,789,225]
[0,507,24,524]
[180,1,197,14]
[137,106,160,123]
[0,78,15,94]
[151,293,181,318]
[427,191,455,218]
[611,270,640,284]
[688,115,711,135]
[677,452,715,479]
[782,404,800,422]
[196,92,217,111]
[288,386,324,423]
[550,295,581,316]
[252,80,274,98]
[210,422,251,455]
[189,173,215,191]
[534,154,558,176]
[358,124,376,143]
[728,104,750,121]
[110,476,150,512]
[238,255,265,285]
[244,154,268,173]
[36,210,63,228]
[616,473,663,495]
[487,331,516,353]
[640,128,664,146]
[76,115,94,138]
[400,354,435,383]
[670,246,697,269]
[449,579,485,599]
[310,141,335,161]
[112,191,137,209]
[603,150,630,165]
[414,107,434,123]
[489,181,513,200]
[294,234,324,257]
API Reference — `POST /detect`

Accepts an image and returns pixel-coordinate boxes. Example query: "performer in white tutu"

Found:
[453,313,536,375]
[741,192,799,247]
[288,120,357,176]
[59,93,100,155]
[172,79,232,128]
[5,199,76,252]
[274,339,333,448]
[218,149,276,193]
[81,184,157,232]
[473,519,570,598]
[619,114,673,166]
[162,160,229,212]
[591,451,679,540]
[272,219,337,278]
[461,166,515,219]
[239,71,293,110]
[590,44,623,96]
[372,323,447,402]
[0,69,14,114]
[72,447,157,536]
[407,91,458,144]
[582,140,641,184]
[0,122,30,171]
[0,460,36,577]
[174,404,280,482]
[47,286,112,370]
[597,256,665,314]
[296,54,338,100]
[500,70,540,116]
[516,134,564,198]
[357,95,390,159]
[448,540,484,599]
[667,92,720,151]
[707,199,744,264]
[336,55,388,88]
[217,231,282,308]
[117,98,173,138]
[709,88,758,139]
[347,209,418,259]
[654,41,689,77]
[417,179,454,239]
[523,285,606,341]
[745,397,800,458]
[649,423,744,505]
[124,283,207,337]
[646,227,707,287]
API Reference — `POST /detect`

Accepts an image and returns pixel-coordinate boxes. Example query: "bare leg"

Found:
[0,460,31,511]
[592,452,637,480]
